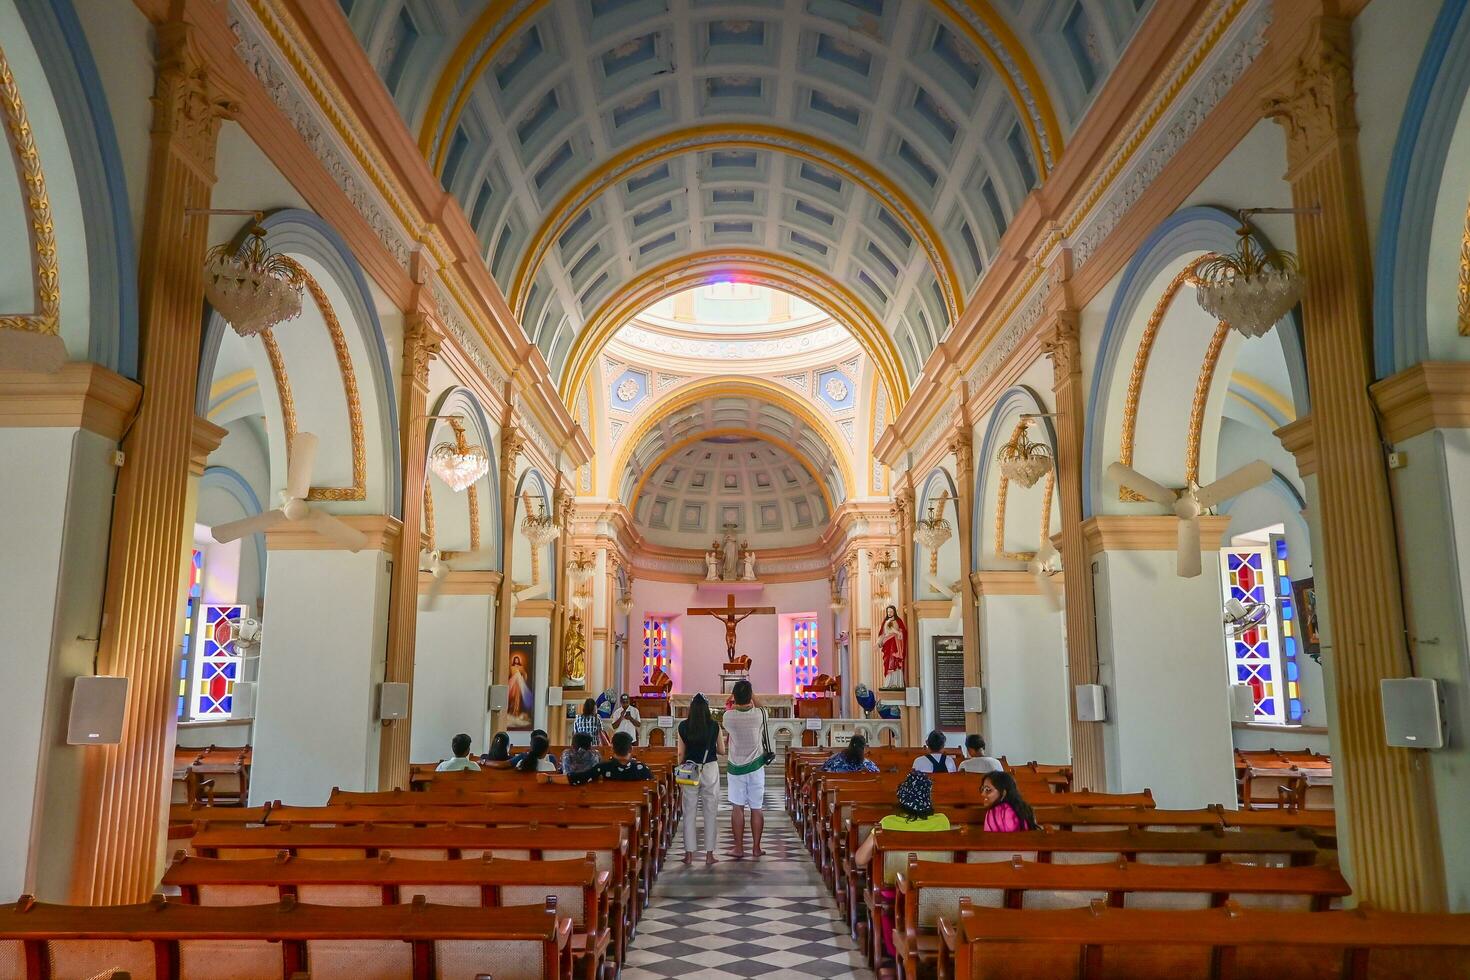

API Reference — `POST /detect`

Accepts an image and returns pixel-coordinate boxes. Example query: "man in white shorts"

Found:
[721,679,768,858]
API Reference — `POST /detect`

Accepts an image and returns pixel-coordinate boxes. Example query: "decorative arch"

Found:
[1373,0,1470,376]
[512,466,556,601]
[424,385,502,568]
[200,465,268,596]
[1085,206,1308,516]
[196,209,401,517]
[974,385,1057,569]
[914,466,961,595]
[605,376,857,504]
[624,428,838,515]
[6,0,136,376]
[559,249,908,410]
[509,124,962,326]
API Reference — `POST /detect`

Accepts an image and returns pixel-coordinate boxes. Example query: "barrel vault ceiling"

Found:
[341,0,1151,387]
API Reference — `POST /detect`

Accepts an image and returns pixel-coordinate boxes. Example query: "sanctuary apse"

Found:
[6,3,1470,974]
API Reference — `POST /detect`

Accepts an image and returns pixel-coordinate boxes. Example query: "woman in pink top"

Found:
[979,771,1038,832]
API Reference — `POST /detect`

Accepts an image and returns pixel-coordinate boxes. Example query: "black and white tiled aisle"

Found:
[623,786,875,979]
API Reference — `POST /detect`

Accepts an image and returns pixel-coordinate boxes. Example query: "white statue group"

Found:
[705,525,757,582]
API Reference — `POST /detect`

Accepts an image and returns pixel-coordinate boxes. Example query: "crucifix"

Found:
[687,593,776,664]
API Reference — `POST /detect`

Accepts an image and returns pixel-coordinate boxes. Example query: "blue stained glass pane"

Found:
[1257,665,1273,680]
[220,696,232,712]
[1247,554,1262,569]
[178,695,185,715]
[1284,637,1297,656]
[1289,701,1303,721]
[1249,587,1265,601]
[1280,576,1292,594]
[198,696,211,712]
[1259,698,1275,713]
[1282,604,1294,620]
[223,662,237,679]
[1287,661,1299,681]
[1276,538,1288,559]
[1236,665,1253,681]
[1228,554,1243,570]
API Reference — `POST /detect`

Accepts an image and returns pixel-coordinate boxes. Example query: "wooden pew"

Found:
[893,860,1350,977]
[935,903,1470,979]
[164,853,614,976]
[0,894,572,980]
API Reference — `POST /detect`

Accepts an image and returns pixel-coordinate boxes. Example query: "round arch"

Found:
[196,209,402,517]
[605,376,857,504]
[510,124,963,326]
[512,466,556,601]
[1084,206,1308,516]
[559,250,909,411]
[425,385,502,568]
[974,385,1058,570]
[914,466,961,596]
[1373,0,1470,376]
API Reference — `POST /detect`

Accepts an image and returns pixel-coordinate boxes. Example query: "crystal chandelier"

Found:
[1194,220,1303,339]
[616,588,633,615]
[520,498,560,548]
[568,551,596,587]
[872,551,901,587]
[997,421,1052,488]
[203,225,304,337]
[914,500,953,552]
[428,441,490,492]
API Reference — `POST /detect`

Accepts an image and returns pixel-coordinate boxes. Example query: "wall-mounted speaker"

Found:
[488,684,509,712]
[1381,678,1445,749]
[1075,683,1107,722]
[67,676,128,745]
[378,682,410,721]
[546,687,564,707]
[231,681,258,720]
[963,687,985,713]
[1228,684,1256,724]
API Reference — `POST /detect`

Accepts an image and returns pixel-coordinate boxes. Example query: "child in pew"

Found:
[481,731,511,765]
[435,733,482,772]
[562,731,602,776]
[911,729,959,773]
[979,770,1038,832]
[852,771,952,960]
[568,732,654,784]
[957,733,1004,774]
[513,732,559,773]
[821,733,879,773]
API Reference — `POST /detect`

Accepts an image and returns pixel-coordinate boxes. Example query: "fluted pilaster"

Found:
[491,426,525,729]
[948,429,982,734]
[1266,13,1443,910]
[72,21,234,904]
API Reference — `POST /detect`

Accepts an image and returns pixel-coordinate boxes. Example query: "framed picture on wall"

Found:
[1292,578,1322,663]
[506,635,537,731]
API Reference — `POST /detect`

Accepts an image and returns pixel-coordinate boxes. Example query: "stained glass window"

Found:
[176,549,204,720]
[793,617,819,692]
[642,617,671,684]
[1220,533,1302,725]
[194,604,246,716]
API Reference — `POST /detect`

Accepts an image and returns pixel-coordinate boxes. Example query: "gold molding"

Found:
[264,514,402,553]
[0,39,60,336]
[260,257,367,501]
[993,419,1056,562]
[1369,362,1470,444]
[1186,320,1232,484]
[1230,370,1296,422]
[1460,202,1470,336]
[421,480,435,553]
[1274,416,1317,478]
[417,569,501,596]
[0,362,140,438]
[1080,514,1231,557]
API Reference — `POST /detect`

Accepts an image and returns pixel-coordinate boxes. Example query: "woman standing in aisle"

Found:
[677,693,722,865]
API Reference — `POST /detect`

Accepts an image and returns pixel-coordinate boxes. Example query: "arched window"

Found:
[642,617,671,683]
[792,616,819,690]
[1221,529,1303,725]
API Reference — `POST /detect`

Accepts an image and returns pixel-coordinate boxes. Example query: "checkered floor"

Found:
[623,784,875,979]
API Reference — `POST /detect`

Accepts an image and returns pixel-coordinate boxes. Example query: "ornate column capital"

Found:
[501,425,527,467]
[947,427,973,475]
[1263,16,1355,175]
[1039,311,1082,390]
[402,313,443,392]
[152,22,237,182]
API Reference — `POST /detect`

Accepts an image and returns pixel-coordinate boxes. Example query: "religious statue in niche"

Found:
[878,604,909,690]
[720,525,741,580]
[562,612,587,689]
[741,549,757,581]
[704,549,720,581]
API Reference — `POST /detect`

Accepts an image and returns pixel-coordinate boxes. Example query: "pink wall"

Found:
[628,578,833,696]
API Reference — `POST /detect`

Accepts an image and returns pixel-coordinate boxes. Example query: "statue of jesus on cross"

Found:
[687,593,775,664]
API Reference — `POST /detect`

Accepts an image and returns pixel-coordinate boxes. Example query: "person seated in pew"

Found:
[910,730,959,773]
[851,771,951,960]
[481,731,511,765]
[957,733,1004,774]
[513,732,558,773]
[435,733,481,772]
[561,731,602,776]
[568,732,653,784]
[821,734,879,773]
[979,770,1038,832]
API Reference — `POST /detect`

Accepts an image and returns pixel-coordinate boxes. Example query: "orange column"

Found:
[1265,12,1444,910]
[948,428,982,735]
[377,312,440,788]
[72,20,234,904]
[893,480,920,745]
[490,426,524,731]
[1040,278,1107,793]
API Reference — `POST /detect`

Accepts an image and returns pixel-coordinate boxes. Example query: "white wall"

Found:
[250,549,391,805]
[412,595,494,762]
[1094,549,1238,808]
[979,595,1071,765]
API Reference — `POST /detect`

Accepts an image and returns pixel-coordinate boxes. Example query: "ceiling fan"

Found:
[420,545,496,611]
[1028,539,1062,612]
[211,432,367,552]
[1105,460,1273,578]
[1223,597,1271,635]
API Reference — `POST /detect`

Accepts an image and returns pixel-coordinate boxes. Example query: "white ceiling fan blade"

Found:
[1036,538,1057,567]
[286,432,320,501]
[422,569,448,612]
[1195,460,1273,509]
[211,509,286,544]
[305,508,368,552]
[1036,568,1062,612]
[1176,515,1202,578]
[445,547,497,569]
[1105,462,1176,505]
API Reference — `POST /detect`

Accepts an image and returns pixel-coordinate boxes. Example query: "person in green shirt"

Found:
[852,770,951,960]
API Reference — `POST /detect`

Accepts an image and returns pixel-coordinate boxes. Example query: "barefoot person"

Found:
[721,680,768,858]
